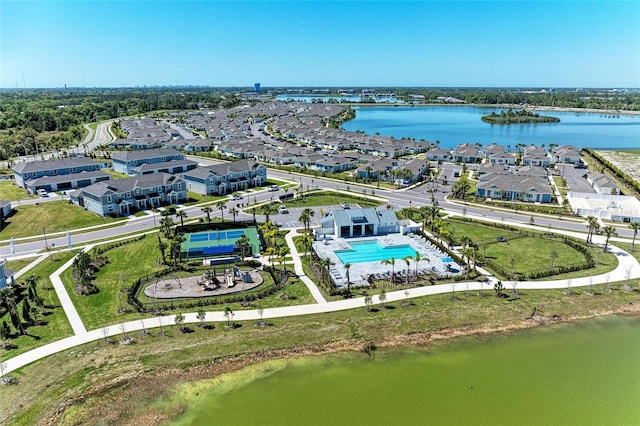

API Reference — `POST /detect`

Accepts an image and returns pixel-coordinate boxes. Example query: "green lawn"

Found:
[5,257,38,274]
[182,192,226,206]
[0,251,77,358]
[60,235,315,330]
[0,201,122,239]
[275,191,384,210]
[60,236,165,330]
[441,219,618,280]
[101,168,130,179]
[0,181,38,201]
[6,278,640,425]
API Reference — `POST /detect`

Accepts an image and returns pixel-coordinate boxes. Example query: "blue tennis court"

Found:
[182,228,259,259]
[189,230,246,243]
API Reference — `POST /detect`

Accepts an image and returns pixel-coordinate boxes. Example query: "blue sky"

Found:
[1,1,639,88]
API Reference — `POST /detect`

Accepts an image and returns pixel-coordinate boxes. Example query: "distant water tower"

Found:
[254,83,261,93]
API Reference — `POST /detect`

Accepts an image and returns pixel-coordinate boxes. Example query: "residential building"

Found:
[12,158,110,193]
[476,173,553,203]
[585,172,621,195]
[317,208,400,238]
[70,173,186,216]
[454,143,481,163]
[182,160,267,196]
[112,148,185,175]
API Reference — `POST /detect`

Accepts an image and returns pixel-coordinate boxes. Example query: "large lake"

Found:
[340,106,640,149]
[174,316,640,425]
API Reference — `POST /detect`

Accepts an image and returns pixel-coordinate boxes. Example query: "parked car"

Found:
[339,202,350,209]
[37,189,49,198]
[230,194,243,200]
[268,185,279,192]
[278,205,288,214]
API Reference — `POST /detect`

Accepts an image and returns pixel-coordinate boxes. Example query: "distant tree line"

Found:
[0,88,241,160]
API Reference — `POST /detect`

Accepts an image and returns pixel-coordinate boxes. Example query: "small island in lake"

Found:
[482,109,560,124]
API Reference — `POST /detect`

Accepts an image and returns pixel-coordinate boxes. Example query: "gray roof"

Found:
[112,148,183,162]
[183,160,263,180]
[131,159,197,173]
[80,173,182,197]
[25,171,111,186]
[12,157,99,174]
[332,208,397,228]
[478,173,551,194]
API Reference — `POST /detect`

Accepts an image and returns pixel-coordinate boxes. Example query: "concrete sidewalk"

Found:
[4,242,639,375]
[284,228,327,303]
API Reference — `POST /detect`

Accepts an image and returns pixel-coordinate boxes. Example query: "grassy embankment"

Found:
[0,251,77,358]
[4,279,639,425]
[0,181,38,202]
[0,201,122,240]
[58,236,315,331]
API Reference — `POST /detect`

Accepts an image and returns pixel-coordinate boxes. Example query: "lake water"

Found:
[173,316,640,425]
[340,106,640,150]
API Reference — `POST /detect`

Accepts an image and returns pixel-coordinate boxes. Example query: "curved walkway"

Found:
[4,237,639,375]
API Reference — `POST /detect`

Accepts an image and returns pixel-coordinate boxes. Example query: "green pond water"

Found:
[173,316,640,425]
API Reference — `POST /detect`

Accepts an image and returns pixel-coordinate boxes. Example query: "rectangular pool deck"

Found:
[312,233,460,288]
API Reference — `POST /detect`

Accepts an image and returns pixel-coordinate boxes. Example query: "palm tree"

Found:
[157,234,168,264]
[460,248,474,280]
[402,256,411,285]
[629,222,640,251]
[413,253,427,279]
[201,206,213,224]
[175,210,187,228]
[170,233,185,266]
[235,234,251,259]
[344,263,352,294]
[159,215,174,238]
[586,216,599,244]
[216,200,227,222]
[260,203,272,223]
[229,207,239,224]
[299,208,314,233]
[602,225,617,252]
[279,246,289,272]
[381,257,396,280]
[301,234,313,255]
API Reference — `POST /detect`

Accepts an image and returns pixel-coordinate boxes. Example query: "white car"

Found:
[268,185,279,192]
[339,202,350,209]
[230,194,243,200]
[278,205,288,214]
[37,189,49,198]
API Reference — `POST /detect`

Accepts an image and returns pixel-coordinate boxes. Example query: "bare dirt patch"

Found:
[596,150,640,185]
[143,270,263,299]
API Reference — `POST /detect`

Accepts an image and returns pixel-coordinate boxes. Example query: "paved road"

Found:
[4,239,638,375]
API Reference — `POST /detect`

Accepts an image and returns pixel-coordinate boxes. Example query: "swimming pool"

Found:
[335,241,417,264]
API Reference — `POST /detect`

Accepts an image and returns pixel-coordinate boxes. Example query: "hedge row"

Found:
[583,148,640,195]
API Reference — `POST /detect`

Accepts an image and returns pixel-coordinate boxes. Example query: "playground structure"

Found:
[143,266,262,299]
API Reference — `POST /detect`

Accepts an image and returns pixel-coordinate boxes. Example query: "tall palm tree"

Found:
[235,234,251,259]
[602,225,617,252]
[201,206,213,224]
[299,208,314,233]
[229,207,239,224]
[175,210,187,228]
[460,247,474,280]
[586,216,599,244]
[381,257,396,280]
[216,200,227,222]
[279,246,289,272]
[413,253,427,279]
[301,234,313,255]
[344,263,352,294]
[402,256,411,285]
[260,203,272,223]
[629,222,640,251]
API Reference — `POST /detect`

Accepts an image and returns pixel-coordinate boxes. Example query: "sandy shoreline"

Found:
[46,303,640,425]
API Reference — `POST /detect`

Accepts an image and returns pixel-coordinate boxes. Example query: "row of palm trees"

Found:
[585,215,636,252]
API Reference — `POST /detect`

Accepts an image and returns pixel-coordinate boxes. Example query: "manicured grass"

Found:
[101,168,130,179]
[275,191,383,210]
[60,236,314,330]
[0,251,77,358]
[0,181,38,201]
[0,201,122,239]
[442,219,618,280]
[5,257,38,273]
[182,192,226,206]
[6,279,640,425]
[60,236,165,330]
